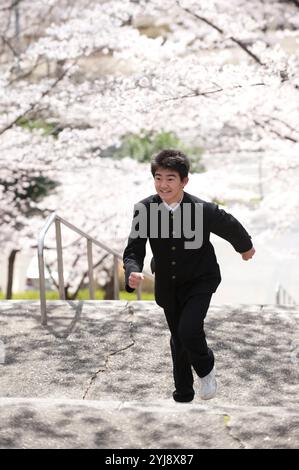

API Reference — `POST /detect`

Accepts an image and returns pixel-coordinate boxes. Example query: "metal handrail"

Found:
[38,212,153,325]
[275,283,297,306]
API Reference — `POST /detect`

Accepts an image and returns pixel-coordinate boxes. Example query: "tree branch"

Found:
[71,253,110,299]
[46,252,110,299]
[0,60,77,136]
[0,0,23,12]
[8,57,43,85]
[160,81,265,103]
[259,115,299,136]
[176,0,264,65]
[1,34,18,57]
[273,163,299,175]
[45,262,59,291]
[253,119,298,142]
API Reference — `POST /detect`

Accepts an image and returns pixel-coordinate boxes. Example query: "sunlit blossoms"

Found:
[0,0,298,295]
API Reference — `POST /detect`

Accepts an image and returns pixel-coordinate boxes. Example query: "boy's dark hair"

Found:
[151,149,190,181]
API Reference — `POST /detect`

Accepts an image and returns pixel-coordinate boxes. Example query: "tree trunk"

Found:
[103,275,114,300]
[6,249,20,299]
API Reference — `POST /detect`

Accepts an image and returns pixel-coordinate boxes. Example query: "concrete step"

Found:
[0,397,298,449]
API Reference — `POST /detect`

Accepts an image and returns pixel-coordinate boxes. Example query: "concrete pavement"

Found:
[0,300,298,448]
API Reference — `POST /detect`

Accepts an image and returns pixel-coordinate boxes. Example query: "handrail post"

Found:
[87,239,95,300]
[137,284,142,300]
[55,219,65,300]
[38,249,47,326]
[275,283,297,306]
[275,283,280,305]
[113,255,119,300]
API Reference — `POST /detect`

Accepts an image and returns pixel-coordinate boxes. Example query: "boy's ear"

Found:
[182,176,189,187]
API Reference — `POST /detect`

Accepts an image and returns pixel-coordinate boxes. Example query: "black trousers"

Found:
[163,293,214,396]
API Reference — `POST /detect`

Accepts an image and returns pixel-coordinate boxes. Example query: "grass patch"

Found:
[16,117,62,137]
[102,129,205,173]
[223,415,231,425]
[0,289,155,301]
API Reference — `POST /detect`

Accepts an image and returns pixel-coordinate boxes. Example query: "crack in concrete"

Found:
[82,302,136,400]
[222,413,246,449]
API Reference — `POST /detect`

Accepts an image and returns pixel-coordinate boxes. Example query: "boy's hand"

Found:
[241,247,256,260]
[128,272,144,289]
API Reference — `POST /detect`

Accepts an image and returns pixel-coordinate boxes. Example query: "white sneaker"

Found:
[200,367,217,400]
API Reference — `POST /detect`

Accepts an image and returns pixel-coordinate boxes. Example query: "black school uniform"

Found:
[123,191,252,397]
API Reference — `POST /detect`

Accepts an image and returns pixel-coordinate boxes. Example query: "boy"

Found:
[123,149,255,403]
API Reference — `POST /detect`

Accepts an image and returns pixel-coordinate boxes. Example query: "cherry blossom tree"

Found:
[0,0,298,298]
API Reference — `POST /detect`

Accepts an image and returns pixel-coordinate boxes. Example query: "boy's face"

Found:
[154,167,189,204]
